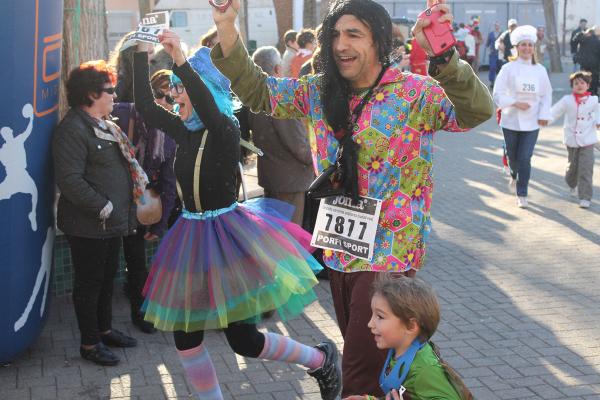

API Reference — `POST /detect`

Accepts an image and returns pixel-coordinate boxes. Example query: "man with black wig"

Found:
[210,0,493,396]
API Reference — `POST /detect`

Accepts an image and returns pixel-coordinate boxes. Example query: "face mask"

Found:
[183,109,203,132]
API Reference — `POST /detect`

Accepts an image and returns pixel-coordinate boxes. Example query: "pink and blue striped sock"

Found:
[177,344,223,400]
[258,332,325,370]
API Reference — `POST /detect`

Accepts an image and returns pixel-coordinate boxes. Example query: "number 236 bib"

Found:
[515,74,539,94]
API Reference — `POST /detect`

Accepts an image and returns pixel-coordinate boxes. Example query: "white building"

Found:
[153,0,279,49]
[106,0,600,56]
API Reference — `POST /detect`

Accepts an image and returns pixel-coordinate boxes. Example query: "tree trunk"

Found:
[273,0,293,52]
[320,0,332,21]
[138,0,153,18]
[542,0,563,72]
[303,0,317,28]
[561,0,568,56]
[60,0,108,117]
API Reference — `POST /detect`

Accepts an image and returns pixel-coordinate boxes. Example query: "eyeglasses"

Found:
[169,83,185,94]
[153,90,175,105]
[101,87,116,95]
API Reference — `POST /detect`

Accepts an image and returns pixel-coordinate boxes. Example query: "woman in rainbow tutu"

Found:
[133,31,341,400]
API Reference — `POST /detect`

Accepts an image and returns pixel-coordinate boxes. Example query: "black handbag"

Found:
[307,67,387,202]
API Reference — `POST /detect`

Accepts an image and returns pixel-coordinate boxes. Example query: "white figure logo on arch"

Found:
[0,103,38,231]
[1,103,55,332]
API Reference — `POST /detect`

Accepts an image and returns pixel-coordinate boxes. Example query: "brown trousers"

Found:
[329,269,415,397]
[263,190,306,226]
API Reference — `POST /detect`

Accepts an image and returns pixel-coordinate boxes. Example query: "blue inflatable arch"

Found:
[0,0,63,363]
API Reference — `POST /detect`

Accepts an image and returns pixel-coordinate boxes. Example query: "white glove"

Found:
[99,201,113,219]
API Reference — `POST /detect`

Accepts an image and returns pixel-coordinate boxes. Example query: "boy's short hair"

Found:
[284,30,298,45]
[569,71,592,87]
[372,275,440,342]
[297,29,316,49]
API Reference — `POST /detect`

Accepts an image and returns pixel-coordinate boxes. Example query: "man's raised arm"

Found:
[412,0,494,128]
[211,0,271,113]
[211,0,241,57]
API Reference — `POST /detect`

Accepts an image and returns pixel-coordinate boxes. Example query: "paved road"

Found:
[2,70,600,399]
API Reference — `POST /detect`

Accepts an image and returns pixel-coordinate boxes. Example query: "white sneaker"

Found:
[579,200,591,209]
[509,178,516,194]
[569,187,578,198]
[517,196,528,208]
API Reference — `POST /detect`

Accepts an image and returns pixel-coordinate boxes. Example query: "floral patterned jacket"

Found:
[213,39,493,273]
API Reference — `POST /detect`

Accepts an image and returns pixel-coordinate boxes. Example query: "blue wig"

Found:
[171,46,237,130]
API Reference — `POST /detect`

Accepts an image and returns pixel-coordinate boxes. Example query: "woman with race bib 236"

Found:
[493,25,552,208]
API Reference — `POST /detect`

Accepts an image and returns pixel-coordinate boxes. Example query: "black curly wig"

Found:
[317,0,392,133]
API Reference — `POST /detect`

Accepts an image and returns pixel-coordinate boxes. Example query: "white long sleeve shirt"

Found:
[281,46,297,77]
[551,94,600,147]
[493,58,553,131]
[465,34,476,57]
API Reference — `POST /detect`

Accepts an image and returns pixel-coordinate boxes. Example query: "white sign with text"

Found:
[131,11,169,44]
[311,195,382,261]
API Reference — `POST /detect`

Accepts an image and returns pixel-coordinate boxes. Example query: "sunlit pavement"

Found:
[2,66,600,399]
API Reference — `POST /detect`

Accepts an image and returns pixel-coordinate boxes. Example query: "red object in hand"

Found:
[417,4,456,56]
[208,0,231,12]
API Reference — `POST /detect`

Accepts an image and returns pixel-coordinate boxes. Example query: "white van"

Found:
[154,0,279,50]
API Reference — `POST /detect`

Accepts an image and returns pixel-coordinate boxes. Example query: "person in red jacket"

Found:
[290,29,317,78]
[409,38,428,76]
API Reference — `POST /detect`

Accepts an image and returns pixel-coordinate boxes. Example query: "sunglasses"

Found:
[101,87,116,95]
[169,83,185,94]
[153,90,175,105]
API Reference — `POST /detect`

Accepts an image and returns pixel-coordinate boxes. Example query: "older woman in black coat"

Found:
[53,60,147,366]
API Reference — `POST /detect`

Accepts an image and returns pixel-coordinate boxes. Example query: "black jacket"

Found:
[571,27,584,56]
[247,113,314,193]
[53,108,137,238]
[574,33,600,69]
[133,52,240,213]
[502,30,513,60]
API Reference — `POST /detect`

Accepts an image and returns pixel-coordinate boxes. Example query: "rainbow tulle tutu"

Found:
[142,198,323,332]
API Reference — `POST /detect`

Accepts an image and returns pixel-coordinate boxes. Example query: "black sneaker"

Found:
[315,269,330,280]
[307,340,341,400]
[132,312,157,334]
[100,330,138,348]
[80,343,120,366]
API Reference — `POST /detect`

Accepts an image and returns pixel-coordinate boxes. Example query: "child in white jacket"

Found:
[551,71,600,208]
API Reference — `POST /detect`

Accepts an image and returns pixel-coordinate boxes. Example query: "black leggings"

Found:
[122,227,148,313]
[173,322,265,358]
[67,235,121,346]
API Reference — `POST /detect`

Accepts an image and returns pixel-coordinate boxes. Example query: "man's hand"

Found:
[99,201,113,220]
[144,232,159,241]
[158,29,187,66]
[211,0,240,25]
[211,0,242,57]
[513,102,531,111]
[538,120,549,127]
[412,0,453,57]
[385,389,404,400]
